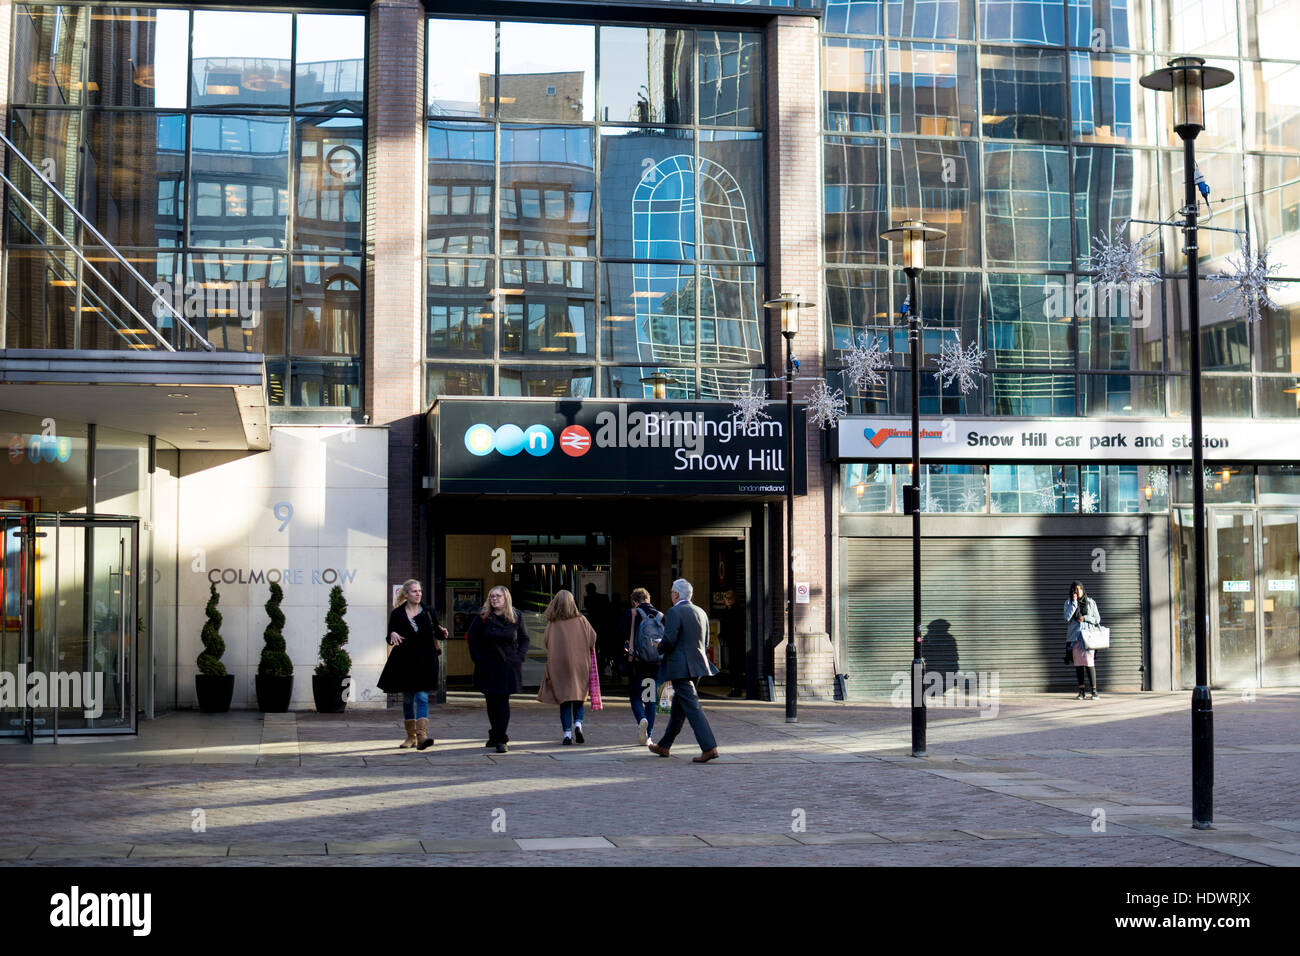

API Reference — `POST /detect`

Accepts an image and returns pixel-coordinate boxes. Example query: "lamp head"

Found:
[1140,56,1234,139]
[763,292,813,339]
[880,219,946,276]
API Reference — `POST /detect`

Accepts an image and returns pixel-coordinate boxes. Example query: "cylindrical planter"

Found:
[195,674,235,713]
[312,674,349,714]
[255,674,294,713]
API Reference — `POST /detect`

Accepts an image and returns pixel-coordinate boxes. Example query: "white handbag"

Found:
[1082,622,1110,650]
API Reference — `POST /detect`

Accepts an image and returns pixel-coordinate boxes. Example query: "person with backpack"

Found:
[618,587,663,746]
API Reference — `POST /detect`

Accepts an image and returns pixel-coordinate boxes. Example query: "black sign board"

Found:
[429,398,807,497]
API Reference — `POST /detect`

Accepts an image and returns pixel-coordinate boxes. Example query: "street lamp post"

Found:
[763,292,812,723]
[1140,56,1234,830]
[881,220,946,758]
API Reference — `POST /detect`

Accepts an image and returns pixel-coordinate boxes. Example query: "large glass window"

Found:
[426,20,765,402]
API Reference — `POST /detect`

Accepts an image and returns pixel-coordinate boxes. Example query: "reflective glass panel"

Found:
[826,267,893,353]
[989,465,1080,513]
[290,358,360,408]
[9,108,84,240]
[896,465,988,512]
[296,14,365,112]
[190,116,290,249]
[428,365,491,400]
[824,38,886,133]
[499,365,595,397]
[1248,0,1300,60]
[699,131,763,261]
[88,7,189,109]
[825,137,888,264]
[842,463,894,512]
[291,256,361,357]
[1154,0,1239,56]
[500,126,595,257]
[1166,278,1251,372]
[888,43,977,136]
[603,366,696,399]
[1247,61,1300,155]
[1258,294,1300,375]
[499,22,594,123]
[599,27,692,125]
[990,373,1077,414]
[1077,277,1165,371]
[1069,0,1142,50]
[1073,147,1163,272]
[698,32,761,127]
[980,0,1067,46]
[499,259,595,358]
[296,117,362,251]
[1080,464,1144,513]
[186,252,287,354]
[78,249,183,351]
[1162,151,1244,268]
[1070,52,1151,143]
[84,112,185,249]
[427,257,493,356]
[1168,375,1253,416]
[888,0,976,38]
[1256,377,1300,418]
[600,128,696,260]
[427,121,494,256]
[984,144,1072,269]
[699,264,764,384]
[1172,464,1254,503]
[890,138,980,267]
[889,270,984,362]
[427,18,496,118]
[1255,156,1300,256]
[1081,373,1164,414]
[190,10,292,109]
[824,0,886,34]
[601,262,697,367]
[980,47,1069,142]
[987,273,1074,367]
[12,4,87,106]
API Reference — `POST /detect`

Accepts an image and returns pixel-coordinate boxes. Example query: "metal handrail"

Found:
[0,130,214,352]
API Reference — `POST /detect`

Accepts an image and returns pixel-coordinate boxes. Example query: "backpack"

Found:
[631,606,664,663]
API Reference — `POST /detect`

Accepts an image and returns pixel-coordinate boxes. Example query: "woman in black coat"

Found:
[377,580,447,749]
[466,585,530,753]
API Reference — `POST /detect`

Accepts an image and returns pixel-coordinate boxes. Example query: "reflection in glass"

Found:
[190,116,290,248]
[500,126,595,257]
[1081,464,1143,513]
[890,270,983,362]
[1073,147,1162,271]
[897,465,988,512]
[84,113,185,249]
[989,465,1079,514]
[981,0,1066,45]
[888,0,975,39]
[890,138,980,267]
[291,256,361,357]
[428,366,490,400]
[599,27,692,125]
[1246,61,1300,154]
[3,248,78,349]
[600,128,695,260]
[698,32,761,127]
[296,118,362,251]
[499,260,595,358]
[290,359,360,407]
[427,19,496,118]
[295,14,365,112]
[428,122,494,255]
[1163,151,1244,267]
[987,273,1074,367]
[1255,377,1300,418]
[842,463,893,512]
[1173,463,1255,503]
[1168,374,1252,416]
[603,366,696,399]
[985,144,1071,269]
[824,38,886,133]
[700,265,764,395]
[1069,0,1140,50]
[601,262,697,368]
[824,0,885,35]
[990,373,1077,415]
[700,132,763,261]
[1258,295,1300,376]
[980,47,1068,141]
[187,252,287,353]
[1071,52,1144,143]
[1078,279,1165,372]
[1154,0,1239,57]
[888,43,977,136]
[500,366,595,397]
[78,250,184,351]
[88,7,190,109]
[191,10,292,109]
[825,137,888,264]
[1247,0,1300,60]
[499,22,594,123]
[9,108,84,240]
[427,257,492,356]
[1253,156,1300,254]
[1166,278,1251,372]
[12,4,87,106]
[1082,373,1164,414]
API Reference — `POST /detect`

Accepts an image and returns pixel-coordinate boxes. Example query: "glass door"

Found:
[1261,511,1300,686]
[1210,510,1258,688]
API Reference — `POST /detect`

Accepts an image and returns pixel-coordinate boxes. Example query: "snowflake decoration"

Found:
[731,383,771,428]
[807,380,848,429]
[1036,486,1060,511]
[1203,467,1219,490]
[1210,231,1284,324]
[923,494,942,513]
[1088,220,1160,289]
[958,488,984,513]
[843,332,891,393]
[989,498,1002,514]
[1080,489,1098,514]
[1147,468,1169,497]
[934,335,987,395]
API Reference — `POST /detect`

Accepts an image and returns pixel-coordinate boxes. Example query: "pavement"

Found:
[0,687,1297,866]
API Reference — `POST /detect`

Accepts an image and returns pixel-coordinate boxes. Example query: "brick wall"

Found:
[366,0,426,588]
[765,16,835,700]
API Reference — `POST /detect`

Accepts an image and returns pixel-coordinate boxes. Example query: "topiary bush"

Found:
[315,584,351,678]
[197,581,226,676]
[258,581,293,677]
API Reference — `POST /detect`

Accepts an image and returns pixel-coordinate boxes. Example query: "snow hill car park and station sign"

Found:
[835,417,1300,463]
[428,398,807,497]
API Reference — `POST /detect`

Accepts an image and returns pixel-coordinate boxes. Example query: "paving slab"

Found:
[960,828,1060,841]
[876,830,980,843]
[791,832,890,846]
[129,844,230,858]
[0,846,35,859]
[326,841,427,855]
[696,833,800,847]
[606,835,709,849]
[227,842,327,857]
[419,838,518,853]
[516,837,616,851]
[30,844,133,859]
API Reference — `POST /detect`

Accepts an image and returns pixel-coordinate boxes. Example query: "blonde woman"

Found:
[536,589,598,744]
[466,585,530,753]
[377,580,447,749]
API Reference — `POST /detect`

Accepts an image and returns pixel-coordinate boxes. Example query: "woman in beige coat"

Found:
[536,589,598,744]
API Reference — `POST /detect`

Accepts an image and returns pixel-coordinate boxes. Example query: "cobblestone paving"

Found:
[0,689,1295,866]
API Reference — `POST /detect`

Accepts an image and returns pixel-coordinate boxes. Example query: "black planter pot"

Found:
[195,674,235,713]
[255,674,294,713]
[312,674,349,714]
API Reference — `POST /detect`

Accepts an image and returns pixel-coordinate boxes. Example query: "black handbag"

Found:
[1063,642,1073,665]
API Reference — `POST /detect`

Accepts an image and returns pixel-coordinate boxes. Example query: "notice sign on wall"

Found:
[1223,580,1251,593]
[430,398,807,497]
[836,417,1300,462]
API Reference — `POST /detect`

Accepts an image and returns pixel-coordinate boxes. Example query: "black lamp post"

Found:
[1140,56,1234,831]
[763,291,812,723]
[880,219,946,757]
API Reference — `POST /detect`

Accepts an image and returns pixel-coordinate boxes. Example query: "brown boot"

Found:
[416,718,434,751]
[399,719,417,748]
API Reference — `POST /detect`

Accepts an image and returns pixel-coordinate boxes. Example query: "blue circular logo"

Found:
[494,424,525,457]
[523,424,554,457]
[464,424,495,456]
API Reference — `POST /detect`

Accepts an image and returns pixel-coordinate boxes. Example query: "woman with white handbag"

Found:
[1065,581,1103,700]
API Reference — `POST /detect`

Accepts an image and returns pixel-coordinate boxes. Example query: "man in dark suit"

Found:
[648,577,720,763]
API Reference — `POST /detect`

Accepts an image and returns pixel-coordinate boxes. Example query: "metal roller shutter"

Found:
[840,536,1146,695]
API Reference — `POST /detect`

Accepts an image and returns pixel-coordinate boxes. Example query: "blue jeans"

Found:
[628,666,658,735]
[656,679,716,753]
[402,691,429,720]
[560,701,585,732]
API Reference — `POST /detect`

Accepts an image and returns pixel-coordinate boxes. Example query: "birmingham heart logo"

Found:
[863,428,893,449]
